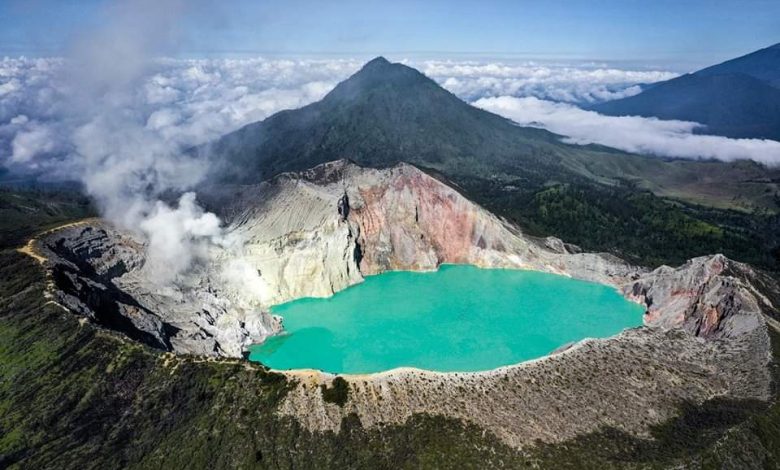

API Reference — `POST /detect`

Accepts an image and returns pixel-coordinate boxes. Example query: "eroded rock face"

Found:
[37,160,778,360]
[278,323,774,448]
[626,254,779,338]
[30,159,780,450]
[41,223,281,357]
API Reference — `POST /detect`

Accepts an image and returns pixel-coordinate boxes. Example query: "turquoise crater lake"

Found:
[248,265,644,374]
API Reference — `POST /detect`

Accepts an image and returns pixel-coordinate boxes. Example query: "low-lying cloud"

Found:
[2,51,779,217]
[0,56,362,178]
[0,56,679,178]
[475,96,780,166]
[419,60,677,104]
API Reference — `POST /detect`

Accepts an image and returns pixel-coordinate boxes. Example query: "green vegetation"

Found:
[0,187,93,249]
[320,376,350,407]
[2,244,779,468]
[529,398,771,469]
[0,249,527,468]
[1,58,779,468]
[0,189,779,468]
[693,327,780,469]
[527,328,780,470]
[463,178,780,271]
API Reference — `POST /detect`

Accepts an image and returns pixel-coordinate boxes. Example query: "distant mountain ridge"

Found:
[206,56,780,212]
[696,43,780,87]
[201,56,780,272]
[591,43,780,140]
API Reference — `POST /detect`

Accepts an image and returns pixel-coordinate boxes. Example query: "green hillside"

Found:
[1,200,779,469]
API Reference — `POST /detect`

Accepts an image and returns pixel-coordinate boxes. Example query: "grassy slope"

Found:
[564,153,780,213]
[0,191,779,468]
[0,188,93,249]
[0,249,529,469]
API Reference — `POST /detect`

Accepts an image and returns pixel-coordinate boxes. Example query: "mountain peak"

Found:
[353,56,417,79]
[352,56,399,78]
[363,56,391,68]
[692,41,780,88]
[322,56,433,103]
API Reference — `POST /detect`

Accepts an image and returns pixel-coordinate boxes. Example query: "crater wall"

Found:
[26,159,780,449]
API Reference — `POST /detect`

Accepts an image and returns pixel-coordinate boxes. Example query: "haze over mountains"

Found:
[592,43,780,140]
[208,56,780,212]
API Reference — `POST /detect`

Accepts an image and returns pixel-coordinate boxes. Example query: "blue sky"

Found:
[1,0,779,70]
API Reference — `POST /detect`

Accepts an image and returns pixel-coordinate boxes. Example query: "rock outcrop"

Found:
[222,160,643,295]
[40,223,281,357]
[34,160,777,359]
[626,254,779,338]
[25,159,780,451]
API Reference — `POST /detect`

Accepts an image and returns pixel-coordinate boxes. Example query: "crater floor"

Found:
[25,159,780,449]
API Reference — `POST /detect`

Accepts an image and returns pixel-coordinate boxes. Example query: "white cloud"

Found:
[0,56,362,177]
[475,96,780,166]
[10,121,56,163]
[1,56,678,177]
[10,114,29,125]
[0,78,21,97]
[0,45,777,285]
[419,60,676,104]
[1,54,778,192]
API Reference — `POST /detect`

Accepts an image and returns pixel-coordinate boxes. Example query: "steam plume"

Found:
[62,0,242,285]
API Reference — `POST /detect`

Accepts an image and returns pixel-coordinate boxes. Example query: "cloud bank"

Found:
[1,56,678,177]
[475,96,780,166]
[1,52,778,198]
[0,56,361,178]
[419,60,677,104]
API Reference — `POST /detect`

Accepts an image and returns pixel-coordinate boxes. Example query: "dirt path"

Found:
[17,218,101,264]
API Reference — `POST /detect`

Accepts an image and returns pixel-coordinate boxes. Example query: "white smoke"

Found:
[10,120,56,164]
[58,0,207,283]
[0,56,360,179]
[138,193,222,283]
[46,0,262,288]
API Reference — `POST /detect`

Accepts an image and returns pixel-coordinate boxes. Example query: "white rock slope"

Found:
[36,160,778,361]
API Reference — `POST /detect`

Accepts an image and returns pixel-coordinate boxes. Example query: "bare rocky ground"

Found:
[24,159,780,450]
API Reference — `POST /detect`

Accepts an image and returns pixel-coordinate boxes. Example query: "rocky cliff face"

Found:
[40,223,281,357]
[626,254,780,338]
[33,159,778,360]
[228,160,644,289]
[278,322,774,448]
[24,159,780,451]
